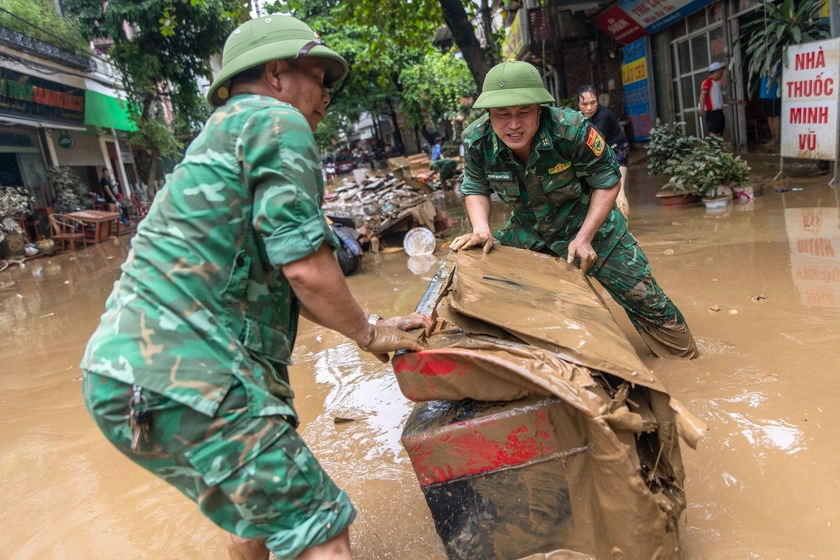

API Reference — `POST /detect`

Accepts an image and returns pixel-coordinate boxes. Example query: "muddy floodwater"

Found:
[2,156,839,559]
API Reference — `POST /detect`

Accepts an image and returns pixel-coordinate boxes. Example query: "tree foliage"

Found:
[271,0,494,151]
[0,0,88,52]
[64,0,246,185]
[742,0,829,94]
[400,50,476,129]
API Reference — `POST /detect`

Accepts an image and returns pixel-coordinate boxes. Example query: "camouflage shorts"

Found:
[82,372,356,558]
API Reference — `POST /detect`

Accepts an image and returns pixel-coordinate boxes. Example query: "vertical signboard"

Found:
[781,38,840,161]
[502,10,528,61]
[621,38,654,142]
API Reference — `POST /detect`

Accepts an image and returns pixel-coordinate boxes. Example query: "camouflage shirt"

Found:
[460,106,625,272]
[81,94,339,420]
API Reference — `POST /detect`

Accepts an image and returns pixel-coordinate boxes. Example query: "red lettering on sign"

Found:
[798,133,817,151]
[789,106,830,124]
[795,48,826,71]
[786,78,835,98]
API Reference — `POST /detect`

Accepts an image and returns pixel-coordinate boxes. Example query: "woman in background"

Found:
[577,85,630,219]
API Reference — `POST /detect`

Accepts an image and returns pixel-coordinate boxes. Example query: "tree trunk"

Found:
[140,95,161,194]
[439,0,493,88]
[386,101,405,155]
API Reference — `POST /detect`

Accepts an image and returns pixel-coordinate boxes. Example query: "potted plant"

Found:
[0,185,34,258]
[669,135,751,208]
[647,122,751,207]
[743,0,829,95]
[647,121,702,205]
[49,166,92,214]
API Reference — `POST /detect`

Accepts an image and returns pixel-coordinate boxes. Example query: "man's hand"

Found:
[450,231,495,253]
[567,237,598,274]
[358,324,427,363]
[377,312,434,337]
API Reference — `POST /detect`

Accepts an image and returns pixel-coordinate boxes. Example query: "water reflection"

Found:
[303,341,413,477]
[407,255,440,275]
[707,397,806,457]
[784,205,840,307]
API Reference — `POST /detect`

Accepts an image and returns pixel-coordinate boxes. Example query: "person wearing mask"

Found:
[81,16,431,560]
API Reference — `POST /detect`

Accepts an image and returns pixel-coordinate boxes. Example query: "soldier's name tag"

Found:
[548,162,571,174]
[486,171,513,181]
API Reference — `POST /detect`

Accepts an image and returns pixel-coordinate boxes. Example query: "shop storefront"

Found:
[0,65,88,209]
[594,0,757,146]
[1,59,137,214]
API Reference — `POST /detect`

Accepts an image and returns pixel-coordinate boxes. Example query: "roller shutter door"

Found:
[54,132,103,166]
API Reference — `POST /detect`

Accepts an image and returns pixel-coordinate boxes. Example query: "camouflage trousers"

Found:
[590,232,698,358]
[82,372,356,559]
[500,228,698,358]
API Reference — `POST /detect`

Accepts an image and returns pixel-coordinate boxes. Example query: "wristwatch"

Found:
[368,313,382,325]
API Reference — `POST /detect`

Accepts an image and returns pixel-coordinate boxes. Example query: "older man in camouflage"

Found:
[451,61,697,359]
[81,16,431,560]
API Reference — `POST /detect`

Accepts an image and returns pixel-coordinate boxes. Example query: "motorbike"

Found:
[326,215,363,276]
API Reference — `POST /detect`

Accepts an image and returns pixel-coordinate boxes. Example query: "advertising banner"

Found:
[621,38,654,141]
[781,38,840,161]
[0,67,85,125]
[593,0,716,45]
[502,10,528,61]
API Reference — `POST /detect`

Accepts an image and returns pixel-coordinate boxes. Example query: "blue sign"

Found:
[622,38,654,142]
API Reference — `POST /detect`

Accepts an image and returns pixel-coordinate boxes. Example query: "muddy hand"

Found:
[450,231,495,253]
[378,312,434,337]
[359,325,426,363]
[566,240,598,274]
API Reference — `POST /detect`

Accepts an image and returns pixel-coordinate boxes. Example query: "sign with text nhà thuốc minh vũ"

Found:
[781,38,840,161]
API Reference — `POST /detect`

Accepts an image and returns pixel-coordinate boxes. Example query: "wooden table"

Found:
[64,210,121,243]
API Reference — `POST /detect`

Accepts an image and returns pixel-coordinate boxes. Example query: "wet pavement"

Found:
[1,149,839,559]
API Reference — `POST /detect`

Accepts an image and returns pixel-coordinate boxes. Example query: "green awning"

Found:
[84,90,137,132]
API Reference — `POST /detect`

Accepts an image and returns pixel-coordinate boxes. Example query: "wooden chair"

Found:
[48,214,87,253]
[89,192,107,211]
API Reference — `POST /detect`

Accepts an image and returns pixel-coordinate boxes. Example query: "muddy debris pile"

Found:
[322,169,452,252]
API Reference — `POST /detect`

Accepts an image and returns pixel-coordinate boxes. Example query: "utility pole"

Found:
[831,0,840,38]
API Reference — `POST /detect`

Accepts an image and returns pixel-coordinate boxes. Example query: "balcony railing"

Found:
[0,25,91,70]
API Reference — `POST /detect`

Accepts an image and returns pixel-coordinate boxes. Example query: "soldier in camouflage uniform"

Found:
[81,16,431,560]
[451,61,697,359]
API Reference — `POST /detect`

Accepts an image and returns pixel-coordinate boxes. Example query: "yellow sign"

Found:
[502,11,526,60]
[621,57,647,86]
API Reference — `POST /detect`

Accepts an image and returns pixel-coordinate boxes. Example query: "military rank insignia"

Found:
[548,162,571,174]
[586,128,605,156]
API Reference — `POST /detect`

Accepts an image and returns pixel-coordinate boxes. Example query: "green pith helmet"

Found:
[473,61,554,109]
[207,15,349,107]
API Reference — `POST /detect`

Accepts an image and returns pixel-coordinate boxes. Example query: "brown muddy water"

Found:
[1,158,839,559]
